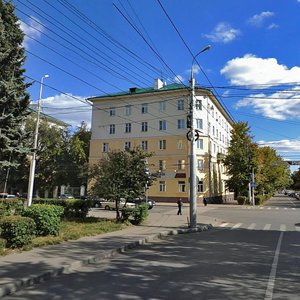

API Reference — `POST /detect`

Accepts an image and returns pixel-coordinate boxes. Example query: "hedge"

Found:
[0,216,36,248]
[33,199,90,219]
[0,198,24,217]
[121,204,149,224]
[22,204,64,236]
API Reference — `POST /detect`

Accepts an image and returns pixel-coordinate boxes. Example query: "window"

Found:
[125,105,132,116]
[141,103,148,114]
[158,160,166,171]
[196,99,202,110]
[213,143,216,153]
[177,139,183,149]
[124,141,131,150]
[159,120,167,131]
[198,180,204,193]
[177,160,185,170]
[178,181,186,192]
[196,119,203,130]
[109,107,116,116]
[178,119,185,129]
[125,123,131,133]
[141,122,148,132]
[159,101,166,112]
[196,139,203,149]
[159,140,166,150]
[177,99,184,110]
[109,124,115,134]
[102,143,109,153]
[197,159,204,171]
[141,140,148,150]
[159,181,166,192]
[212,126,215,136]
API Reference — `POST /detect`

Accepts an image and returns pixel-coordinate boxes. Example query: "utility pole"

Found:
[189,45,211,228]
[27,75,49,207]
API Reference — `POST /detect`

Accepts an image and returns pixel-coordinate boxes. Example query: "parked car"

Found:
[127,197,156,209]
[101,199,136,210]
[58,194,75,199]
[0,193,16,199]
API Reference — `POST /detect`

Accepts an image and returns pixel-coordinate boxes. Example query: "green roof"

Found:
[88,83,190,100]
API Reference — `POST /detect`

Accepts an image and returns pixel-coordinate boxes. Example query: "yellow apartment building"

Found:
[88,79,234,203]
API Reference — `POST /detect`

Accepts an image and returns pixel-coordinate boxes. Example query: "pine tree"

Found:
[0,0,30,172]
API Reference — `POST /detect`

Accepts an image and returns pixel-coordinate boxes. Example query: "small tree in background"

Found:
[89,148,155,221]
[224,122,257,197]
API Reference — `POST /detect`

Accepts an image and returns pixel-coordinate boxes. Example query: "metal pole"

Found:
[252,168,255,206]
[189,45,211,228]
[27,75,49,207]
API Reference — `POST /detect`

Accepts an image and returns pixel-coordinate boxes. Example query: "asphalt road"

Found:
[4,195,300,300]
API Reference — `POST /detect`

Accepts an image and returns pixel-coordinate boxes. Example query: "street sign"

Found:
[251,182,256,188]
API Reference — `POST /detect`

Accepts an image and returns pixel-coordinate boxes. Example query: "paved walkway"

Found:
[0,203,220,298]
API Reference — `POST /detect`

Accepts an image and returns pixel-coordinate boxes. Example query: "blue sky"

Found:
[12,0,300,169]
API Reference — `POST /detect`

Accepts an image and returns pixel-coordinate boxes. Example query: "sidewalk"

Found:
[0,204,216,298]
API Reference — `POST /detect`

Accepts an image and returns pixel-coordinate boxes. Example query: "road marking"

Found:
[275,207,279,210]
[220,223,229,227]
[248,223,256,230]
[280,224,286,232]
[267,207,271,210]
[264,232,284,300]
[292,208,296,210]
[263,224,271,231]
[284,208,287,210]
[259,207,264,210]
[295,226,300,232]
[231,223,242,229]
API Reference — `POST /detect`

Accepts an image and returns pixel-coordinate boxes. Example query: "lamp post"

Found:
[189,45,211,228]
[27,75,49,207]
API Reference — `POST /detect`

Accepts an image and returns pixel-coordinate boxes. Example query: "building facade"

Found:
[89,79,234,203]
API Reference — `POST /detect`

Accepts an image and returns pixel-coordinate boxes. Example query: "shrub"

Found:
[22,204,64,236]
[0,216,36,248]
[33,199,90,219]
[236,196,247,205]
[0,199,24,216]
[254,195,266,205]
[121,204,149,225]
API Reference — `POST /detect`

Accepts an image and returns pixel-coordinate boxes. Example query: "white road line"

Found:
[288,199,297,207]
[292,208,296,210]
[263,224,271,231]
[295,226,300,232]
[284,208,288,210]
[220,223,229,227]
[275,207,279,210]
[259,207,264,210]
[267,207,271,210]
[264,232,284,300]
[280,224,286,232]
[248,223,256,230]
[231,223,242,229]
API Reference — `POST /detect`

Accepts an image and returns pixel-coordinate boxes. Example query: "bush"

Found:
[22,204,64,236]
[0,198,24,217]
[33,199,90,219]
[121,204,149,225]
[0,216,36,248]
[254,195,266,205]
[236,196,247,205]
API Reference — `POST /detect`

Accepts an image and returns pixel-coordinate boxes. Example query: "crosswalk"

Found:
[241,206,297,211]
[218,222,300,232]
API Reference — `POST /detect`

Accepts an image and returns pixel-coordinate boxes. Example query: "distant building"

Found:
[88,79,234,203]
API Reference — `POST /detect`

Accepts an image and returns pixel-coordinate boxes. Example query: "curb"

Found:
[0,223,212,298]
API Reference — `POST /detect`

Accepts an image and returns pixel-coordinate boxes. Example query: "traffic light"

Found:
[186,114,192,128]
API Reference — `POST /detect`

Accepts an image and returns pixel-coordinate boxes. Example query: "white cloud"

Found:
[235,87,300,120]
[267,23,279,30]
[204,22,241,43]
[257,138,300,154]
[221,54,300,86]
[174,75,185,83]
[19,17,44,48]
[248,11,274,27]
[38,93,92,129]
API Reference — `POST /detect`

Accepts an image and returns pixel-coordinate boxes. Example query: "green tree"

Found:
[255,147,291,195]
[224,122,257,197]
[0,1,31,178]
[89,148,155,220]
[291,169,300,190]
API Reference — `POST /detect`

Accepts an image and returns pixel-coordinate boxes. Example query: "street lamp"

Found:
[27,75,49,207]
[189,45,211,228]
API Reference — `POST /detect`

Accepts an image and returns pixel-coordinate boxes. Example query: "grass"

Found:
[0,217,129,255]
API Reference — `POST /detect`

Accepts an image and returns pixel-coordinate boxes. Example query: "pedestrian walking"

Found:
[203,197,207,206]
[177,198,183,215]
